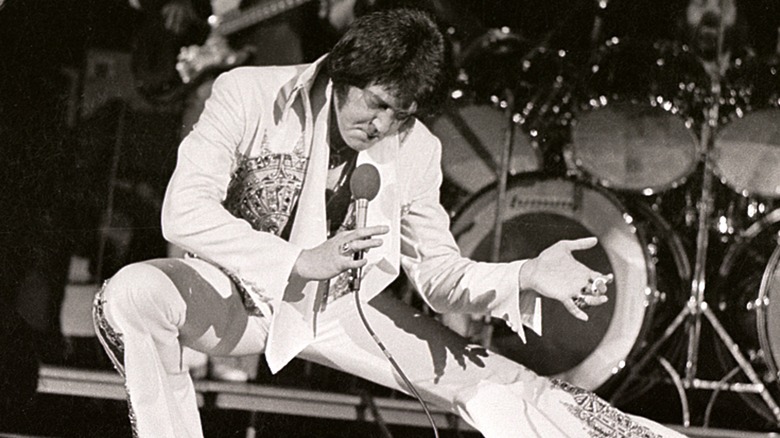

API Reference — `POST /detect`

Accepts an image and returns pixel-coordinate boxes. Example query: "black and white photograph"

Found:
[1,0,780,436]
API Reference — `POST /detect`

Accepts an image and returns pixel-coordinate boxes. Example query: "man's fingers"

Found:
[349,238,383,252]
[562,237,598,251]
[563,300,589,322]
[582,294,609,307]
[565,293,608,321]
[346,258,368,269]
[350,225,390,238]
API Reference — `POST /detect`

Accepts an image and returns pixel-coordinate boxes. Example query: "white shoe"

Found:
[182,347,208,380]
[210,363,250,382]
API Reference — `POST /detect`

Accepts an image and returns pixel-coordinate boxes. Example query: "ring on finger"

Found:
[572,295,588,309]
[340,242,352,255]
[587,274,613,295]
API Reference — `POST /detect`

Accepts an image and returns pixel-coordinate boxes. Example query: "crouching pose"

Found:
[94,8,687,438]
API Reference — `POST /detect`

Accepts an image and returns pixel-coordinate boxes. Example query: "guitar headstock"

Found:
[176,35,254,84]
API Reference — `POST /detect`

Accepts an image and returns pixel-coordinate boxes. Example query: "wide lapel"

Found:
[356,135,401,301]
[265,84,330,374]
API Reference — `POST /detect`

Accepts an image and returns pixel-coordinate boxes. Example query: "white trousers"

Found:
[94,257,687,438]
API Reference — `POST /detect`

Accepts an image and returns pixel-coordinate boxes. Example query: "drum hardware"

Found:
[436,26,576,346]
[492,89,516,266]
[606,62,780,426]
[457,28,529,105]
[711,208,780,424]
[462,87,518,348]
[469,31,577,346]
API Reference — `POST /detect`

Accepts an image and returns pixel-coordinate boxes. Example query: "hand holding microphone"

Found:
[290,164,384,283]
[348,164,381,291]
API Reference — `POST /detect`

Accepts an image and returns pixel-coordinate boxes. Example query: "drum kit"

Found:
[425,18,780,427]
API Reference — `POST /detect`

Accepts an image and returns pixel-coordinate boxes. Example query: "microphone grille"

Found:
[350,164,381,201]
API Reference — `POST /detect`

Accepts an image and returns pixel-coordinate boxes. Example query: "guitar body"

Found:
[131,13,210,104]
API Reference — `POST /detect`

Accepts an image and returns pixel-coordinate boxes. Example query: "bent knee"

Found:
[104,262,173,301]
[102,261,186,330]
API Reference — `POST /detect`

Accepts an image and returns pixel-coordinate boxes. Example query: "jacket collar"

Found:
[273,55,329,123]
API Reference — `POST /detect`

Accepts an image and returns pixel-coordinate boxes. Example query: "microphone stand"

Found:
[467,88,517,350]
[491,89,516,266]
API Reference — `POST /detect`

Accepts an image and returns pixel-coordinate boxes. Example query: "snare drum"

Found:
[569,40,706,194]
[449,174,689,391]
[715,208,780,421]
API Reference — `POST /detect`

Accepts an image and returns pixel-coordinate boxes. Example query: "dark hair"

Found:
[327,8,448,116]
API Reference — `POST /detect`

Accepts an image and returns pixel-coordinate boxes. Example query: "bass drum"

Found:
[715,208,780,422]
[449,174,689,391]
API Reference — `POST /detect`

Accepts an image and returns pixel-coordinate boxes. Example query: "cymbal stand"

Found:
[491,89,516,265]
[609,72,780,427]
[477,89,516,348]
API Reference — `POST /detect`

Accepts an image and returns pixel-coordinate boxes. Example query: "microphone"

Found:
[349,163,381,291]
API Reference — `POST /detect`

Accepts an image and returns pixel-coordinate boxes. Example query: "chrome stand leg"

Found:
[657,356,691,428]
[701,304,780,423]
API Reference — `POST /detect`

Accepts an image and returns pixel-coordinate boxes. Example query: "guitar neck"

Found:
[217,0,312,36]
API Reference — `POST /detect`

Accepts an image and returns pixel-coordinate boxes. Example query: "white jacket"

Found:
[161,56,541,372]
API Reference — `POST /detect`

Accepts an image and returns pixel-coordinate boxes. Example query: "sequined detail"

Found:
[323,203,357,306]
[92,284,139,438]
[222,266,271,317]
[93,283,125,376]
[551,379,663,438]
[327,270,354,304]
[223,143,308,236]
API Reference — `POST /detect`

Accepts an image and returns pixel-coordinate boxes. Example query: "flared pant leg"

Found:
[96,256,686,438]
[302,291,687,438]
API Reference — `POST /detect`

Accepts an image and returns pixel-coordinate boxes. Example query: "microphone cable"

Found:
[353,289,440,438]
[348,162,439,437]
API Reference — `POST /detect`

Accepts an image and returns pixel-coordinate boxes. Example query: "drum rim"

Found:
[757,244,780,380]
[720,208,780,381]
[450,172,668,390]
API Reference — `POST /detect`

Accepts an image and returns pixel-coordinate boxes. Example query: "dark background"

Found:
[2,0,780,436]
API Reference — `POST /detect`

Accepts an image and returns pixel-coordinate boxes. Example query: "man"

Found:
[683,0,745,66]
[94,8,687,437]
[131,0,360,382]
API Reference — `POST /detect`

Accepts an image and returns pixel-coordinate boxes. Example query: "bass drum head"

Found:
[451,175,656,391]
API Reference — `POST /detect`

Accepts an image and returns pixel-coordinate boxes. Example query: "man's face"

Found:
[686,0,737,60]
[333,83,416,151]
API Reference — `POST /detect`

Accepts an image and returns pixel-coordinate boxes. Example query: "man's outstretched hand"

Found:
[519,237,610,321]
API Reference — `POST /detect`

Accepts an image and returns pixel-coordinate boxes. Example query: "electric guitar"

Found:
[132,0,315,104]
